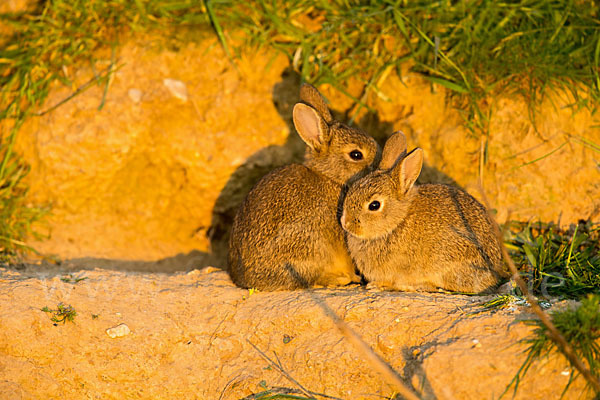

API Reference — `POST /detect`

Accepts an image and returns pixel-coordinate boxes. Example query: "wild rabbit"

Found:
[228,84,379,290]
[341,132,507,293]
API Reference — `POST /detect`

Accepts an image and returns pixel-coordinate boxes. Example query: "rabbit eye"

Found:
[349,150,363,160]
[368,200,381,211]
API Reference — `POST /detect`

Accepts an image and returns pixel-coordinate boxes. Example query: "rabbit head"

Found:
[341,131,423,239]
[293,84,379,185]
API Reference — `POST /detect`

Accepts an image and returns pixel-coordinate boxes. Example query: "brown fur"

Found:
[341,132,507,293]
[228,84,379,290]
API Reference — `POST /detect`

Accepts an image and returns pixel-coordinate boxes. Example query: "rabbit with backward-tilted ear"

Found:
[340,132,507,293]
[228,83,380,290]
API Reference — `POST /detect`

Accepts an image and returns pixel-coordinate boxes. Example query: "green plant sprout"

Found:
[41,303,77,324]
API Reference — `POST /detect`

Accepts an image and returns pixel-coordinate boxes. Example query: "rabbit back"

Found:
[229,163,357,290]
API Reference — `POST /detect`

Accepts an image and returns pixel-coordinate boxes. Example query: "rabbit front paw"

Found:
[316,273,361,288]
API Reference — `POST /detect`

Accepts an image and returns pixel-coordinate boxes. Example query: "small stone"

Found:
[561,369,570,376]
[472,339,482,348]
[128,88,142,103]
[201,266,220,274]
[163,78,188,102]
[376,335,395,355]
[106,323,130,338]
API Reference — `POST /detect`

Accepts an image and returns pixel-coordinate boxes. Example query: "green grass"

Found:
[504,294,600,398]
[504,220,600,299]
[218,0,600,136]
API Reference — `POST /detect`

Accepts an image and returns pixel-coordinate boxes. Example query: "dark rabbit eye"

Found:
[349,150,363,160]
[368,201,381,211]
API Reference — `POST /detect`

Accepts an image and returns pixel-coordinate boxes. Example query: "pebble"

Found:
[128,88,142,103]
[201,266,221,274]
[163,78,188,102]
[106,323,131,338]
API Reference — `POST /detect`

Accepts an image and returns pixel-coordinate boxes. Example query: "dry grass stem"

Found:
[308,292,421,400]
[246,339,317,399]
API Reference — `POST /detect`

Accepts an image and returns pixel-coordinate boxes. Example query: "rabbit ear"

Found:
[393,148,423,193]
[379,131,407,170]
[299,83,333,124]
[293,103,329,151]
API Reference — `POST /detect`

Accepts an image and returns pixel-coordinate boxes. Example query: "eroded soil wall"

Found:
[12,36,600,265]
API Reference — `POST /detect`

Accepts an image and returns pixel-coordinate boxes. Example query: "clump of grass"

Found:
[505,220,600,299]
[0,135,47,262]
[240,382,316,400]
[480,294,552,312]
[0,0,210,120]
[505,294,600,398]
[60,273,88,283]
[219,0,600,136]
[41,302,77,324]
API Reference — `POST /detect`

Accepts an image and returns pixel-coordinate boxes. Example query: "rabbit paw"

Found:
[365,281,395,291]
[316,273,361,288]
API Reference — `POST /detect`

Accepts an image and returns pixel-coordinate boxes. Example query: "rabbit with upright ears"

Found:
[341,131,507,293]
[228,83,380,290]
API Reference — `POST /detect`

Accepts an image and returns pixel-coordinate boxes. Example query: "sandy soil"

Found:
[0,264,590,399]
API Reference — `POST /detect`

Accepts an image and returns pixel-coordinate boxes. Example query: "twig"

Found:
[307,292,421,400]
[478,187,600,394]
[508,141,568,172]
[208,312,230,349]
[219,375,241,400]
[33,63,121,117]
[204,0,237,71]
[97,44,117,111]
[246,339,317,399]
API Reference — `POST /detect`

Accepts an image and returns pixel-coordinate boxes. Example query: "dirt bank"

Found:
[0,264,589,399]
